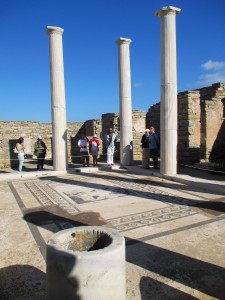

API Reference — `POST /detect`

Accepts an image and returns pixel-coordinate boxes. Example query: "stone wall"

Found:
[178,90,201,164]
[146,103,160,132]
[146,82,225,165]
[0,120,102,168]
[199,83,225,162]
[1,83,224,169]
[132,110,146,160]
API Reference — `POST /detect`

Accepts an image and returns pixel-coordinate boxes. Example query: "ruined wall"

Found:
[132,110,146,160]
[146,103,160,132]
[178,90,201,164]
[199,83,225,162]
[1,83,224,169]
[146,82,225,165]
[0,120,102,168]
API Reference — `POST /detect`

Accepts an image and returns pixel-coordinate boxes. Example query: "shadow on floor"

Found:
[23,205,111,230]
[126,238,225,300]
[0,265,46,300]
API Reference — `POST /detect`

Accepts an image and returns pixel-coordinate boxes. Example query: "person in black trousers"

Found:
[34,136,47,170]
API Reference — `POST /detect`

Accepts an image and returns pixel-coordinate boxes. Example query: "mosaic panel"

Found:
[24,181,78,215]
[109,206,197,232]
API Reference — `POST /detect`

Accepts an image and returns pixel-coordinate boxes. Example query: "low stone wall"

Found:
[0,120,101,168]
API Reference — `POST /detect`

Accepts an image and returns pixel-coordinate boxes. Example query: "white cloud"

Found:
[133,82,144,88]
[197,60,225,86]
[201,60,225,71]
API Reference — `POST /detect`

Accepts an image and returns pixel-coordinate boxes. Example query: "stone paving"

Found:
[0,164,225,299]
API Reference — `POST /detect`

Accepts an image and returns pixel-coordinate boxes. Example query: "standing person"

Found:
[141,129,150,169]
[34,136,47,171]
[149,126,160,169]
[89,135,100,167]
[106,128,117,166]
[78,134,89,167]
[15,137,25,175]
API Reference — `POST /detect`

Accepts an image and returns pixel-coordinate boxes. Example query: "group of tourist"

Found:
[15,126,159,174]
[78,128,117,167]
[15,136,47,174]
[141,126,160,169]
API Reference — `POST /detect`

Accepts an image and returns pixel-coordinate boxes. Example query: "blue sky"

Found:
[0,0,225,123]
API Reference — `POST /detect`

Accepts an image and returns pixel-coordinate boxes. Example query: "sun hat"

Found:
[38,135,42,140]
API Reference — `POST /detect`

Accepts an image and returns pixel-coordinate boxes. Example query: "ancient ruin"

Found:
[1,82,224,170]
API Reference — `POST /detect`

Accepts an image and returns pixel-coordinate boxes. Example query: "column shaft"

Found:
[116,38,133,166]
[155,7,181,175]
[47,26,67,171]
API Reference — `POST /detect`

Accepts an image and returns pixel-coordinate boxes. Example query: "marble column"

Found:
[116,38,133,166]
[46,26,67,171]
[155,6,181,175]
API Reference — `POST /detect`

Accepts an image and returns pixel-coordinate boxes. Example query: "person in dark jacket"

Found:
[141,129,150,169]
[34,136,47,170]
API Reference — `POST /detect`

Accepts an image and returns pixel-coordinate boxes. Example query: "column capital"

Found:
[155,6,181,17]
[116,37,132,46]
[46,26,64,36]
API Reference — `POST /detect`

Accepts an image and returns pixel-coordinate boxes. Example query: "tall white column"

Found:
[116,38,133,166]
[155,6,181,175]
[46,26,67,171]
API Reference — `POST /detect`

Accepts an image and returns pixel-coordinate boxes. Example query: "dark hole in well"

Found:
[67,230,113,252]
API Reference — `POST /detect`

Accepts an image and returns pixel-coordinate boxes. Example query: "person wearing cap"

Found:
[34,136,47,170]
[141,129,150,169]
[89,135,100,167]
[78,134,89,167]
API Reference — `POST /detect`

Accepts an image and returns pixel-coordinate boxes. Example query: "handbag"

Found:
[13,147,18,154]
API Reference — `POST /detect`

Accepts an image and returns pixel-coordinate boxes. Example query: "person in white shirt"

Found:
[106,128,117,166]
[78,134,89,167]
[15,137,25,175]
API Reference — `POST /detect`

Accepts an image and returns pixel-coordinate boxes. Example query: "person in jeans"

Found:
[34,136,47,170]
[149,126,160,169]
[16,137,25,175]
[141,129,150,169]
[106,128,117,166]
[78,134,89,167]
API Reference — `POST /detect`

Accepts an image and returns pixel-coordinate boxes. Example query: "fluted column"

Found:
[116,38,133,166]
[46,26,67,171]
[155,6,181,175]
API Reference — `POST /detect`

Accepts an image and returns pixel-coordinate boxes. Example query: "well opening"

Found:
[62,229,113,252]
